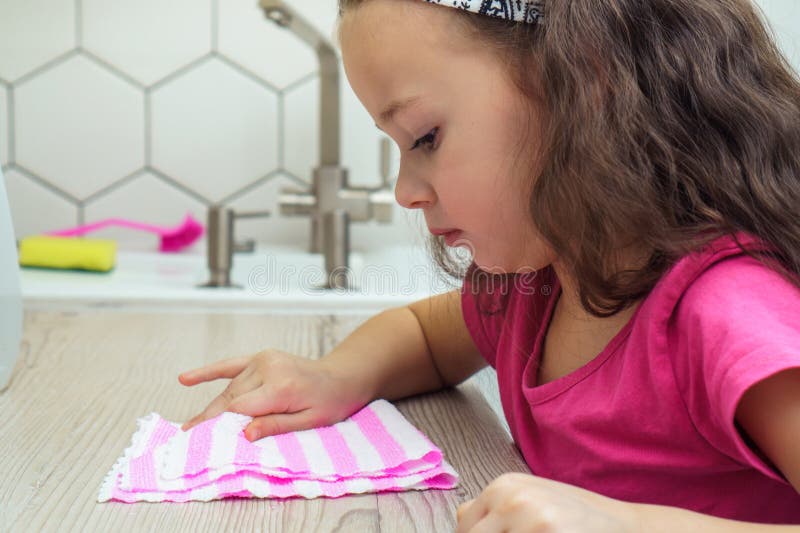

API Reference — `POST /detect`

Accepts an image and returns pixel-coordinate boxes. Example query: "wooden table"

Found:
[0,310,528,532]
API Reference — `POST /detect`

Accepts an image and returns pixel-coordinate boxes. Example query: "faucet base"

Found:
[198,269,241,289]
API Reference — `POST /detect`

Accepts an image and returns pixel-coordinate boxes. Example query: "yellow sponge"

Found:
[19,236,117,272]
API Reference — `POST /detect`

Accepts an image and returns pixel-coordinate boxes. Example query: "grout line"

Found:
[147,166,212,206]
[12,164,81,205]
[7,86,15,165]
[277,92,285,168]
[149,53,212,92]
[284,169,311,187]
[218,170,283,205]
[75,0,82,48]
[3,4,334,239]
[281,71,318,95]
[144,90,151,166]
[14,49,78,87]
[215,53,280,93]
[81,169,144,205]
[211,0,218,52]
[81,49,145,90]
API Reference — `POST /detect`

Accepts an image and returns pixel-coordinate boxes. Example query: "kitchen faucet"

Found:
[260,0,395,290]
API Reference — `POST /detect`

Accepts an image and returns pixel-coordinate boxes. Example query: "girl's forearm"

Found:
[632,502,800,532]
[318,306,445,404]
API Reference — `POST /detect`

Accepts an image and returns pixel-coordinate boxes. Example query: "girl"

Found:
[179,0,800,529]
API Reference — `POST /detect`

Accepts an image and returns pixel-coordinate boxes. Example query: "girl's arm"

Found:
[632,367,800,530]
[456,367,800,532]
[320,288,487,402]
[631,500,800,532]
[734,367,800,491]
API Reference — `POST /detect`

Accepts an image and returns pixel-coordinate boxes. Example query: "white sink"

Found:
[21,244,461,314]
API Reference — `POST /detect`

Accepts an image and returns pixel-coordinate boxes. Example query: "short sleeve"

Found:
[669,255,800,484]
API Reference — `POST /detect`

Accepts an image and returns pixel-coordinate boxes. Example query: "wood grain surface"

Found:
[0,310,528,532]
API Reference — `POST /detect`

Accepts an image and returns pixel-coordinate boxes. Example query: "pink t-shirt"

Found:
[460,231,800,524]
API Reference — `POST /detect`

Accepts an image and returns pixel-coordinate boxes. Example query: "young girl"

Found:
[179,0,800,529]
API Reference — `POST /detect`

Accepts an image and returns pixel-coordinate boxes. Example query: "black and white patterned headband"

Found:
[422,0,544,24]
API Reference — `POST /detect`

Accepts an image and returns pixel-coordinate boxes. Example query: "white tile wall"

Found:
[15,55,145,200]
[0,84,8,166]
[218,0,317,89]
[150,57,279,202]
[5,168,77,237]
[1,0,403,252]
[1,0,797,253]
[82,171,207,251]
[0,0,75,82]
[755,0,800,75]
[228,172,318,247]
[82,0,212,86]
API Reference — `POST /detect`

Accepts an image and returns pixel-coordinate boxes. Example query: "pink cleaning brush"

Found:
[47,213,205,253]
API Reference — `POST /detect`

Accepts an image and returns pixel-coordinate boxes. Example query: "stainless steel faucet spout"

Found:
[260,0,395,291]
[201,206,271,288]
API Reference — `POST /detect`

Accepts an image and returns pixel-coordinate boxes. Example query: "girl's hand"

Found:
[178,349,367,441]
[456,473,639,533]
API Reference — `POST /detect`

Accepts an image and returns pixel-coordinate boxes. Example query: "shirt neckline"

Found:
[522,274,642,405]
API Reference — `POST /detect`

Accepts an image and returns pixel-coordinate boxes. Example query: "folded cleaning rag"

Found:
[98,399,459,503]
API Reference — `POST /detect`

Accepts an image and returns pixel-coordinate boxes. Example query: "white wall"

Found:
[0,1,796,254]
[754,0,800,75]
[0,0,421,253]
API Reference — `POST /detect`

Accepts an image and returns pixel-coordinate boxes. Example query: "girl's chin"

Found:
[472,258,515,275]
[473,255,544,275]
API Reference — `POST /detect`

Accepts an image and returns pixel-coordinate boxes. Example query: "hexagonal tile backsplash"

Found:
[0,0,412,253]
[4,0,797,255]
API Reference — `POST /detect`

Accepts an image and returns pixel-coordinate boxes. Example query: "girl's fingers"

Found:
[181,396,231,431]
[455,498,487,533]
[457,499,475,518]
[244,409,318,441]
[227,386,282,417]
[180,370,259,431]
[178,356,251,386]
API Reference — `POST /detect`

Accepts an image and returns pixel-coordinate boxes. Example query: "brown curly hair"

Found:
[338,0,800,317]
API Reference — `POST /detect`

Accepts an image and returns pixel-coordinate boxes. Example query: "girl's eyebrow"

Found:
[376,95,423,129]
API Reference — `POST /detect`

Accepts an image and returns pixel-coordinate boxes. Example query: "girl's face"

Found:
[339,0,555,273]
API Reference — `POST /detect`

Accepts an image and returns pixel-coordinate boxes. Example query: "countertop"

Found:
[0,310,526,532]
[21,245,457,314]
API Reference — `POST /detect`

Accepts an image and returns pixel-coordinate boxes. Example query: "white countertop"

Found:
[21,244,459,314]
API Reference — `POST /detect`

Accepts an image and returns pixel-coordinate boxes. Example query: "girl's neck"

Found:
[550,250,646,327]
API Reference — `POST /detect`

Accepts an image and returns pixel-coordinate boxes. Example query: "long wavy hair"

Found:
[338,0,800,317]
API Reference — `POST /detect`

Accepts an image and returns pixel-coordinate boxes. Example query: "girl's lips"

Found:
[429,227,459,235]
[443,230,462,246]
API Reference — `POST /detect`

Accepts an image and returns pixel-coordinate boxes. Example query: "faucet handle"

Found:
[232,210,269,252]
[368,189,394,223]
[202,206,269,288]
[233,239,255,253]
[234,210,271,219]
[279,187,316,216]
[380,136,394,188]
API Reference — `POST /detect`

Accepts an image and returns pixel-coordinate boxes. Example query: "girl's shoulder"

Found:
[664,231,799,324]
[659,235,800,483]
[644,231,794,320]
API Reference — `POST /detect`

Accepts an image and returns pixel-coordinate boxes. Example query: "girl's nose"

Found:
[394,169,435,209]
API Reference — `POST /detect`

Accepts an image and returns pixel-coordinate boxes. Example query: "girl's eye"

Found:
[410,127,439,152]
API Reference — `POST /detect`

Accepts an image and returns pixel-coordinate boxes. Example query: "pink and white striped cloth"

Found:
[98,399,459,503]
